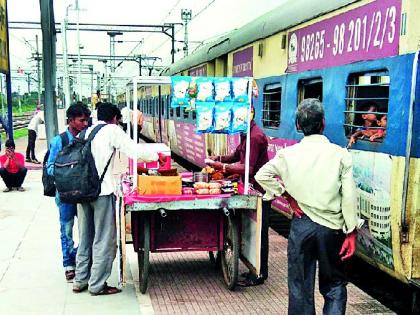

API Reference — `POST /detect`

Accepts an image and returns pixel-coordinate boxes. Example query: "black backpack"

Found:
[42,132,69,197]
[53,124,113,204]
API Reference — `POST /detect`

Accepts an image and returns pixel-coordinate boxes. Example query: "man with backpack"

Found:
[46,103,91,282]
[71,103,158,296]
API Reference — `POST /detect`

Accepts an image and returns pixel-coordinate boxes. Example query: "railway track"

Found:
[0,112,33,133]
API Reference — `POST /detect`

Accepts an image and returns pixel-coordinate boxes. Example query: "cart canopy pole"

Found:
[243,78,253,195]
[133,77,138,189]
[125,87,131,137]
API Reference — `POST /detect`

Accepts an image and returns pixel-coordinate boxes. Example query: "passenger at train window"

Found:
[369,115,387,142]
[347,103,378,148]
[255,98,362,315]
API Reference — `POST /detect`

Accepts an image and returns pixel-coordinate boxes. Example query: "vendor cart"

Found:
[117,76,265,294]
[122,193,262,293]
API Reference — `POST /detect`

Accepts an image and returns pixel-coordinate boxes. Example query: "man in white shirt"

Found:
[73,103,158,296]
[255,99,359,315]
[26,110,44,163]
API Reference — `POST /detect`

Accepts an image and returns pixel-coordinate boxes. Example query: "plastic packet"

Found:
[213,102,232,133]
[214,78,232,102]
[196,77,214,102]
[232,78,249,102]
[195,102,215,133]
[231,102,249,133]
[171,76,191,107]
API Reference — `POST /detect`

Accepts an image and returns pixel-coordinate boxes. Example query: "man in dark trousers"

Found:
[256,99,360,315]
[0,139,27,192]
[207,105,270,286]
[46,103,91,282]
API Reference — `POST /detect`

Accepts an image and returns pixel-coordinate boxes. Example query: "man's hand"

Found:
[157,153,167,167]
[5,148,13,159]
[283,192,303,218]
[339,230,357,261]
[211,162,223,171]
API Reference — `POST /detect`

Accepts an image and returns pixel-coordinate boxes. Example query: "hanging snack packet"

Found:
[196,77,214,102]
[196,102,215,134]
[171,76,191,107]
[231,78,249,103]
[214,102,232,133]
[214,78,232,102]
[231,102,249,134]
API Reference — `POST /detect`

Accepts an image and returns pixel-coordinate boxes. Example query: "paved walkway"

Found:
[0,137,142,315]
[0,136,394,314]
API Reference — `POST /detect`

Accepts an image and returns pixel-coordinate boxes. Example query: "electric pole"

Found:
[27,72,31,94]
[35,35,41,106]
[107,31,122,103]
[75,0,82,101]
[181,9,192,57]
[40,0,59,142]
[62,4,72,109]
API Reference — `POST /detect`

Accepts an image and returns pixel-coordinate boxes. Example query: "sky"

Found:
[6,0,286,96]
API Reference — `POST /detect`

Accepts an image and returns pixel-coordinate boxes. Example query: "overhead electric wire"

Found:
[114,0,183,75]
[147,0,216,56]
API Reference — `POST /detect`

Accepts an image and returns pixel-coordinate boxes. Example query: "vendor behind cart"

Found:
[207,104,269,286]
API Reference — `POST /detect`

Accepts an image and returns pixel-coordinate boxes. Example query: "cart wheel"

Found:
[138,216,150,294]
[221,215,239,290]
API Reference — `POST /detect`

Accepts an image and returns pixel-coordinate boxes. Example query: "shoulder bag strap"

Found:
[99,150,115,184]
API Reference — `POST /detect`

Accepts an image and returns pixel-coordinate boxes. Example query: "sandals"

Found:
[72,283,88,293]
[90,284,121,296]
[65,270,75,282]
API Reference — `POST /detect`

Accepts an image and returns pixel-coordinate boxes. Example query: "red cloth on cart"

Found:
[123,192,231,205]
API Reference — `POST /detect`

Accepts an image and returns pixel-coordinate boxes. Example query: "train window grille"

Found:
[262,83,281,129]
[344,70,389,142]
[175,106,181,118]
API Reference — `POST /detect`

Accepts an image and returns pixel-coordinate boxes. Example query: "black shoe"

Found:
[237,272,264,287]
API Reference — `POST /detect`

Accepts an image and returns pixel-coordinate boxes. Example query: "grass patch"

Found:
[13,128,28,140]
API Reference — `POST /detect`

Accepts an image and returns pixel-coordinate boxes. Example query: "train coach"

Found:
[119,0,420,289]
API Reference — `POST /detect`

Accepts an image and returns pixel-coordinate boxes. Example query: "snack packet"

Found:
[171,76,191,107]
[231,78,249,103]
[213,102,232,133]
[231,102,249,133]
[214,78,232,102]
[196,77,214,102]
[195,102,215,133]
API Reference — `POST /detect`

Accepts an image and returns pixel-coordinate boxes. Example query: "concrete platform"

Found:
[0,136,395,314]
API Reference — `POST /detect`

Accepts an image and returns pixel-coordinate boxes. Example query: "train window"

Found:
[175,106,181,118]
[298,77,323,104]
[183,107,190,119]
[262,83,281,129]
[296,77,323,132]
[344,71,389,143]
[192,110,197,120]
[170,107,175,118]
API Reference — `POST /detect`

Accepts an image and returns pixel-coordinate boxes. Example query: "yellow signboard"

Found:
[0,0,9,74]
